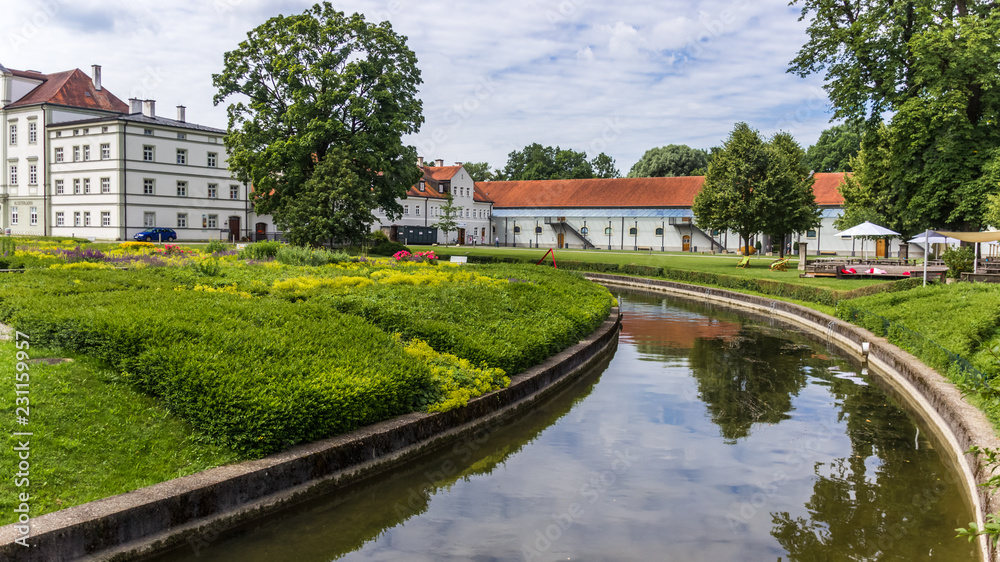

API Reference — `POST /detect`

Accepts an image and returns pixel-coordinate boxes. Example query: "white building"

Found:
[1,62,275,241]
[376,158,494,245]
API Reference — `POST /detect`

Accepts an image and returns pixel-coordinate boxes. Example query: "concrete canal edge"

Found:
[588,273,1000,562]
[0,310,622,561]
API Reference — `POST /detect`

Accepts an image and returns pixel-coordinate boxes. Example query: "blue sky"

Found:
[2,0,837,174]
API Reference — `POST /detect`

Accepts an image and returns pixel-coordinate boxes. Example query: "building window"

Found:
[143,145,154,162]
[655,227,664,236]
[83,145,91,161]
[73,129,79,136]
[102,126,109,133]
[84,178,91,194]
[74,211,81,227]
[418,180,425,192]
[73,146,80,162]
[55,131,61,138]
[83,128,89,135]
[101,178,110,193]
[176,181,187,197]
[230,185,239,199]
[56,212,64,227]
[8,165,16,185]
[30,207,37,226]
[101,143,110,159]
[10,207,17,225]
[9,124,16,145]
[74,179,81,194]
[207,214,218,229]
[404,205,409,215]
[55,147,64,162]
[144,129,153,136]
[143,179,155,195]
[102,211,111,227]
[28,122,36,144]
[415,206,420,216]
[28,165,37,185]
[84,212,91,227]
[143,212,155,227]
[177,133,186,140]
[55,180,64,194]
[207,152,217,167]
[806,229,817,239]
[629,227,638,236]
[605,227,613,235]
[580,226,589,235]
[513,226,521,234]
[207,184,217,198]
[176,149,187,165]
[177,213,187,228]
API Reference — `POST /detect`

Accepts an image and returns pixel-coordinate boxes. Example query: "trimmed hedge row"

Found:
[436,254,923,306]
[0,264,613,457]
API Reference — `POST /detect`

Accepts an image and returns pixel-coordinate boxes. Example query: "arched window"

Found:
[655,227,664,236]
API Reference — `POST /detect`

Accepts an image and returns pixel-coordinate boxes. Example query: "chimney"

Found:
[176,105,186,123]
[454,162,463,166]
[129,98,142,114]
[417,156,424,167]
[91,64,102,91]
[142,100,155,118]
[435,158,443,167]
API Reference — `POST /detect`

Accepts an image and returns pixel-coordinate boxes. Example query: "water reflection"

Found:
[150,290,977,562]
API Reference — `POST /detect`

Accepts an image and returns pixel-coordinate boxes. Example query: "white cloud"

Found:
[0,0,834,171]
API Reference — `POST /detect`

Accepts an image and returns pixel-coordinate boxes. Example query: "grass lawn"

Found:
[0,340,239,525]
[409,245,891,291]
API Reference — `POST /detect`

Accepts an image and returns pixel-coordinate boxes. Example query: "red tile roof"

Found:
[812,172,849,206]
[7,68,128,113]
[479,176,706,208]
[405,165,491,201]
[479,173,847,209]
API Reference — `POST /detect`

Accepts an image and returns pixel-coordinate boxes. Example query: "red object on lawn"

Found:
[536,248,557,269]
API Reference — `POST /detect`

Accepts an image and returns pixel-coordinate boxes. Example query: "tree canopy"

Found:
[627,144,709,178]
[213,3,423,246]
[461,161,495,182]
[803,122,862,173]
[496,143,618,181]
[692,123,819,256]
[790,1,1000,232]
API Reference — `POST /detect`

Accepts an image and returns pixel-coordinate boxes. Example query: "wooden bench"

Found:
[636,246,653,254]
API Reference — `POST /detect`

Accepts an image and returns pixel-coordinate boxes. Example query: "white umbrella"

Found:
[906,230,960,245]
[835,221,901,259]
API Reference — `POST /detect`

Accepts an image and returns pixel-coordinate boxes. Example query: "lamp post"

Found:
[535,220,539,249]
[661,221,665,252]
[607,219,612,250]
[633,220,638,251]
[513,220,517,248]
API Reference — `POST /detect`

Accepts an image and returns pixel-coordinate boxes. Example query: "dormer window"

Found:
[440,181,449,194]
[418,180,425,192]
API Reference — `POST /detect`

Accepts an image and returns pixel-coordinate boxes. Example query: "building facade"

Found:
[479,173,859,255]
[377,158,494,245]
[1,62,275,241]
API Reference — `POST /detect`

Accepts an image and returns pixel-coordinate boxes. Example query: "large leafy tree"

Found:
[693,123,819,256]
[766,132,821,256]
[834,123,895,231]
[627,144,709,178]
[789,1,1000,232]
[214,3,424,246]
[496,143,618,180]
[803,122,862,173]
[461,161,495,182]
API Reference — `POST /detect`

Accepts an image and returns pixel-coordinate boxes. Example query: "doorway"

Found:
[228,216,241,242]
[254,222,267,242]
[876,238,887,258]
[558,232,565,248]
[457,228,465,246]
[682,235,691,252]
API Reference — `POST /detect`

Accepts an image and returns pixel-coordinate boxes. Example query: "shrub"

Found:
[0,237,15,257]
[942,245,975,279]
[238,241,283,261]
[205,239,229,254]
[275,245,350,266]
[370,239,409,256]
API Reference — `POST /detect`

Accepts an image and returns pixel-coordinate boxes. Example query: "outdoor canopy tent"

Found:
[933,231,1000,275]
[835,221,901,259]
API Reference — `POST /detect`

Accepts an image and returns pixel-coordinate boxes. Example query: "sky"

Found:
[2,0,838,174]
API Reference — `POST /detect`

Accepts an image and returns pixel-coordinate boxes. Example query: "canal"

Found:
[154,289,978,561]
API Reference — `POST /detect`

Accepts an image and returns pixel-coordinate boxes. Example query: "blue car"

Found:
[134,228,177,242]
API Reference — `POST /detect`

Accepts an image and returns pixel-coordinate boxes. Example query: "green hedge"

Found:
[0,265,613,457]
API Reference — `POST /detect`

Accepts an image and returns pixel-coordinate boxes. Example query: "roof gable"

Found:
[7,68,128,113]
